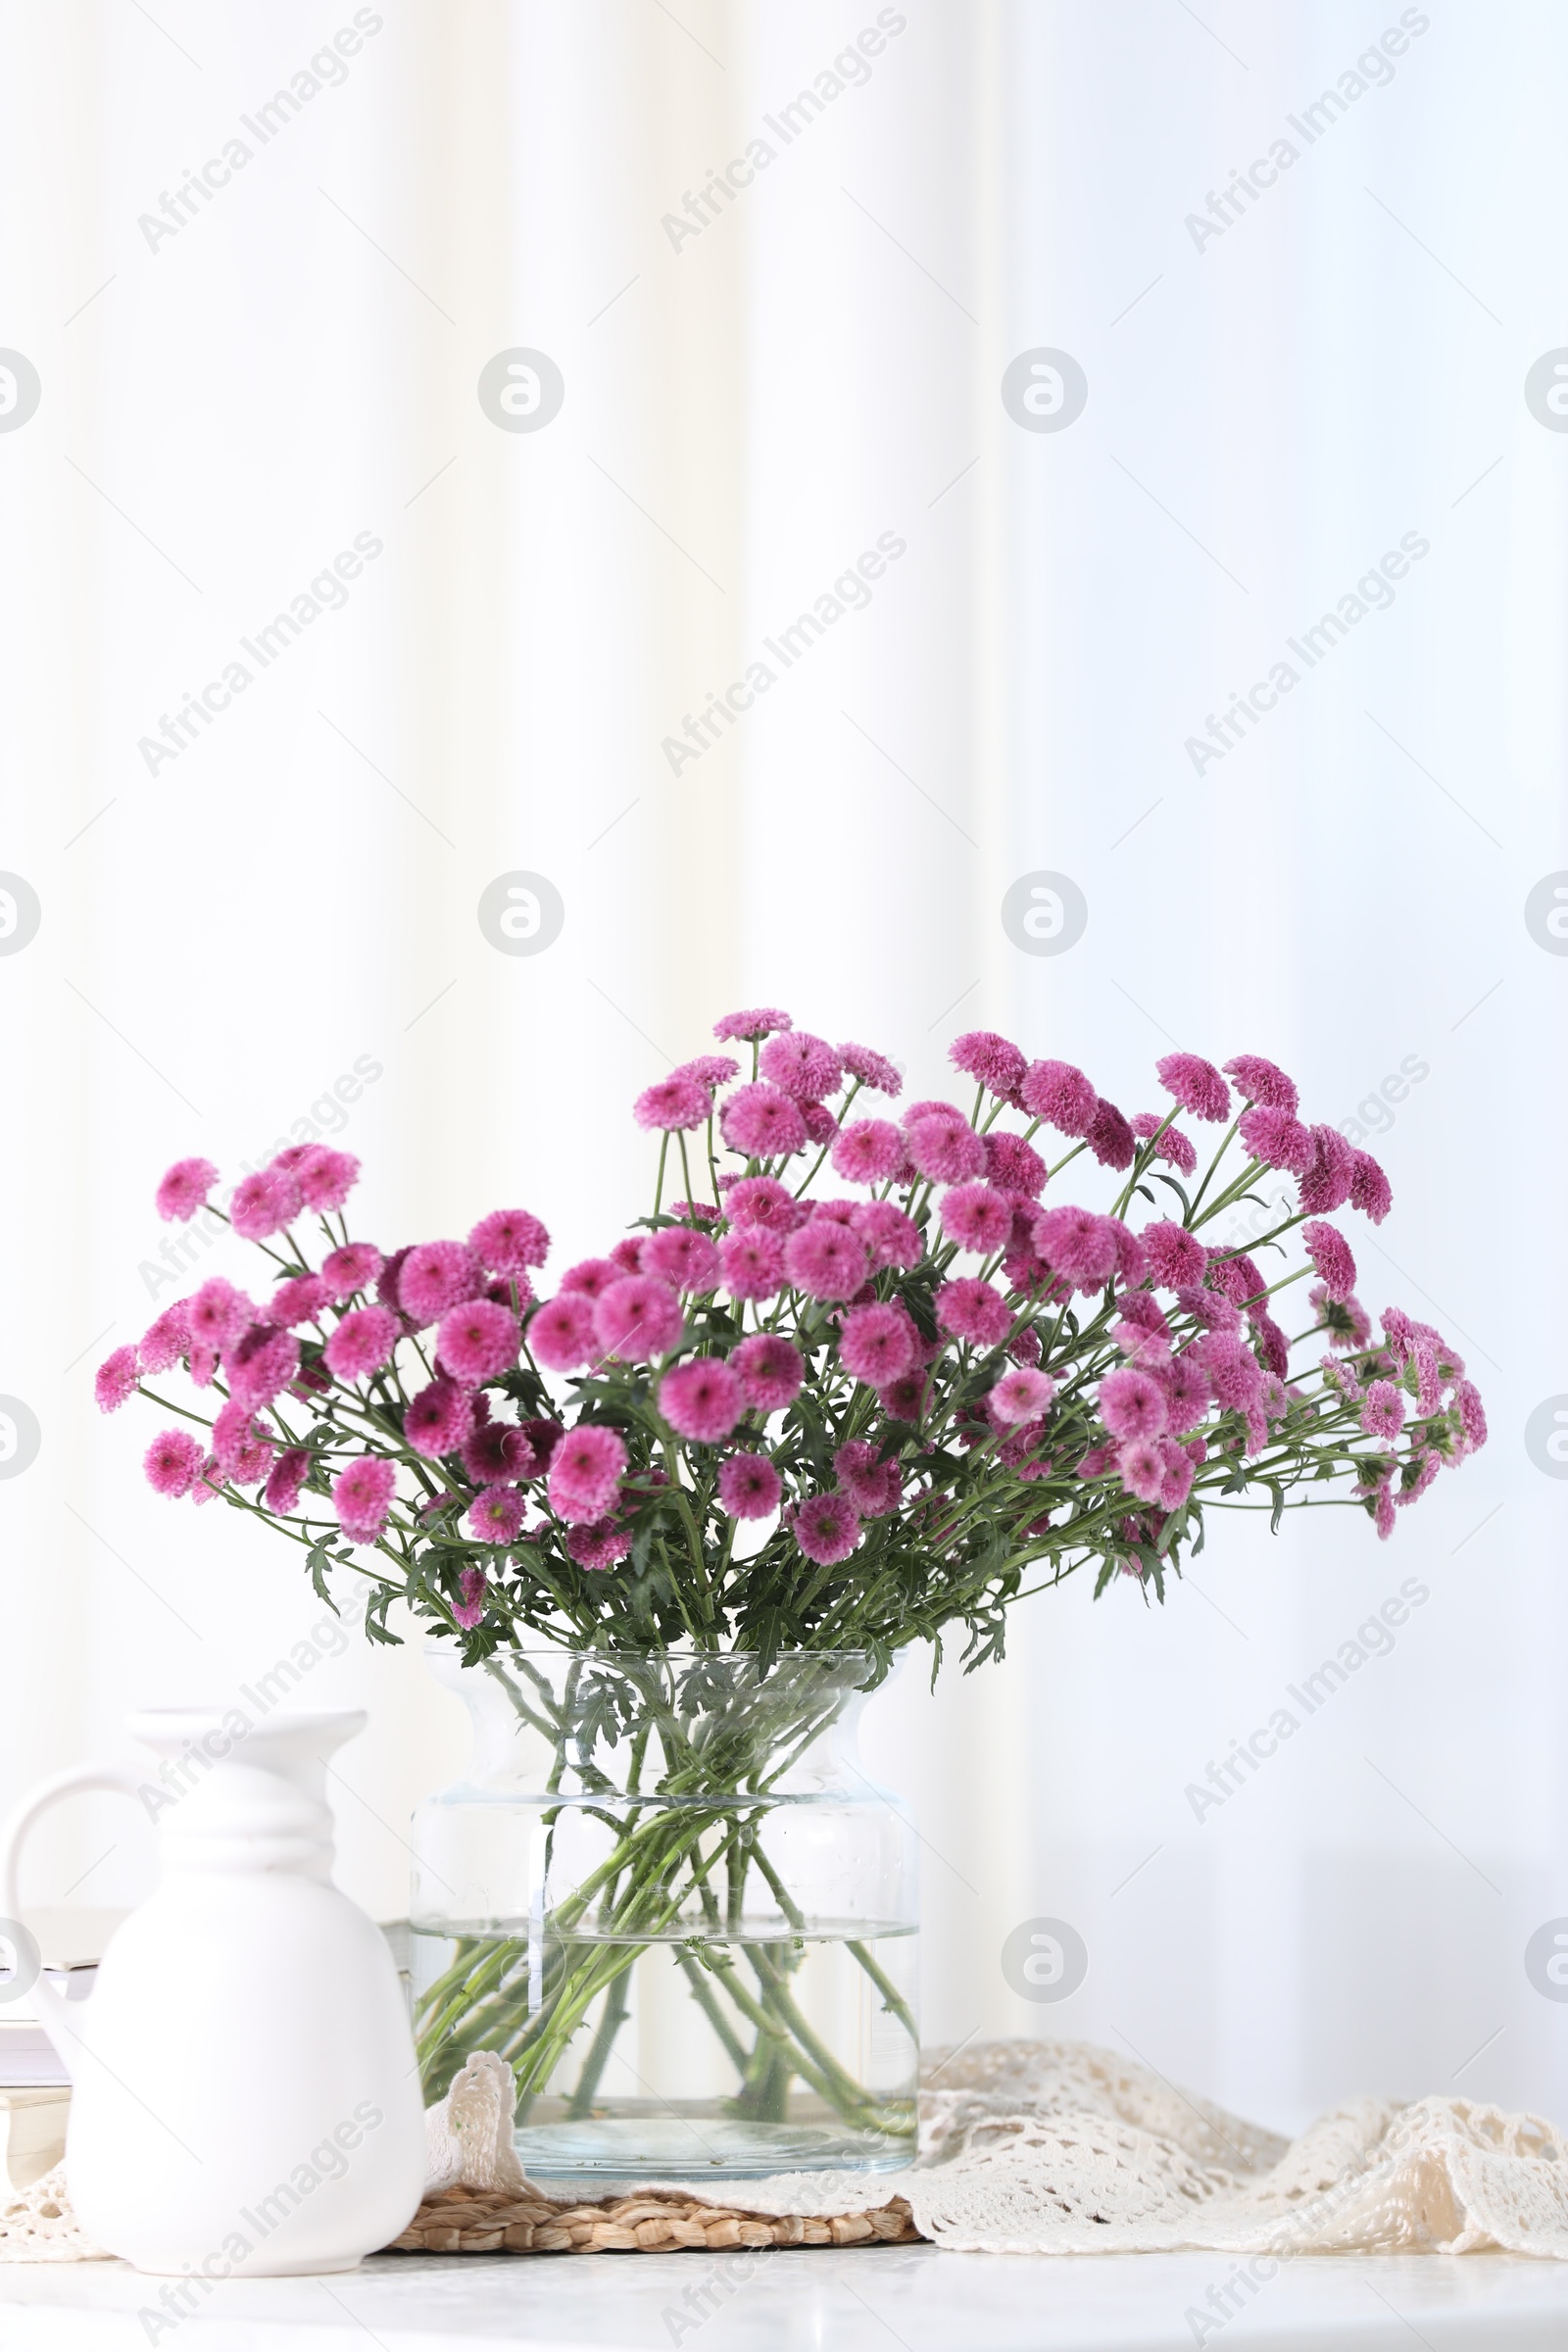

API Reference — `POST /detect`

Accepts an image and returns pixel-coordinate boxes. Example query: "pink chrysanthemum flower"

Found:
[294,1148,360,1212]
[1141,1221,1207,1291]
[950,1031,1027,1099]
[323,1305,398,1383]
[555,1258,618,1300]
[1118,1438,1165,1504]
[800,1100,836,1143]
[268,1274,328,1329]
[659,1357,744,1444]
[211,1397,267,1480]
[466,1485,527,1544]
[452,1566,489,1628]
[399,1242,486,1327]
[850,1200,921,1270]
[730,1333,805,1412]
[940,1183,1013,1253]
[94,1344,140,1412]
[1019,1059,1097,1135]
[1033,1205,1119,1292]
[227,1327,301,1410]
[405,1376,474,1458]
[936,1278,1011,1348]
[229,1167,302,1241]
[673,1054,741,1091]
[548,1423,628,1522]
[1130,1113,1198,1178]
[642,1227,721,1294]
[718,1228,784,1302]
[1454,1380,1488,1449]
[717,1451,783,1520]
[1194,1331,1264,1411]
[782,1222,869,1302]
[838,1042,902,1096]
[988,1366,1055,1427]
[1099,1366,1167,1442]
[139,1300,192,1374]
[760,1031,842,1102]
[333,1455,396,1544]
[156,1156,220,1224]
[1361,1380,1404,1440]
[593,1275,684,1361]
[264,1446,311,1514]
[1311,1285,1372,1349]
[1223,1054,1298,1113]
[982,1132,1047,1197]
[1205,1253,1264,1311]
[1349,1151,1393,1224]
[144,1427,201,1498]
[1238,1104,1314,1175]
[468,1208,550,1275]
[189,1454,222,1505]
[437,1299,519,1385]
[188,1277,255,1352]
[188,1345,219,1389]
[713,1006,793,1043]
[1251,1312,1289,1379]
[558,1516,625,1570]
[1154,1053,1230,1123]
[1301,1219,1356,1303]
[720,1082,808,1159]
[831,1119,906,1185]
[1157,1352,1211,1437]
[834,1441,902,1518]
[725,1176,806,1233]
[528,1294,599,1372]
[634,1075,711,1132]
[792,1492,860,1565]
[839,1302,915,1387]
[905,1110,986,1184]
[320,1243,384,1303]
[1298,1126,1356,1215]
[1085,1100,1136,1170]
[878,1371,928,1423]
[1157,1438,1196,1509]
[463,1415,536,1486]
[1119,1291,1170,1340]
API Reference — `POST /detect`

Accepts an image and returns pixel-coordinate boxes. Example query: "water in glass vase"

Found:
[412,1917,918,2177]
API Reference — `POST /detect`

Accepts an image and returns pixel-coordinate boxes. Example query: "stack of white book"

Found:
[1,1910,123,2189]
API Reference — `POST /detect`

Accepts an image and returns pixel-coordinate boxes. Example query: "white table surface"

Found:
[5,2246,1568,2351]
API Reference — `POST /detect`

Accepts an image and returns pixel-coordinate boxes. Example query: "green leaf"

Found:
[306,1540,341,1614]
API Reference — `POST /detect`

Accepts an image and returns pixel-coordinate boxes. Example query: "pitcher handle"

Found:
[0,1763,146,2079]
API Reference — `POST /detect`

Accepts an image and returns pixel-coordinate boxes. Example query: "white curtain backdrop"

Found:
[1,0,1556,2141]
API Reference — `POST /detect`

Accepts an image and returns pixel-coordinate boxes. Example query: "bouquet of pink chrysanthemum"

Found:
[100,1011,1486,1671]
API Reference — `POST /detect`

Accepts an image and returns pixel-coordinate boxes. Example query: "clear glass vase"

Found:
[410,1647,918,2180]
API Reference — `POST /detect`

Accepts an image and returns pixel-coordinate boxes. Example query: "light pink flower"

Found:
[225,1327,300,1410]
[139,1301,192,1374]
[528,1293,599,1372]
[906,1110,985,1184]
[188,1277,255,1352]
[642,1227,721,1294]
[435,1298,518,1385]
[839,1302,915,1387]
[988,1366,1055,1426]
[1360,1381,1404,1440]
[834,1441,902,1518]
[95,1345,140,1412]
[323,1305,399,1383]
[295,1148,360,1212]
[659,1357,744,1443]
[720,1081,808,1158]
[399,1242,486,1326]
[850,1200,922,1270]
[405,1377,474,1458]
[1033,1205,1119,1292]
[831,1119,906,1184]
[940,1183,1013,1252]
[673,1055,741,1091]
[1118,1439,1165,1504]
[634,1075,711,1132]
[1157,1438,1195,1509]
[719,1228,784,1301]
[333,1455,396,1544]
[1349,1151,1393,1224]
[713,1006,793,1043]
[555,1259,617,1300]
[1454,1381,1487,1449]
[144,1428,201,1497]
[782,1221,869,1302]
[264,1447,311,1514]
[1223,1054,1298,1114]
[937,1278,1011,1348]
[594,1275,684,1360]
[1099,1366,1167,1442]
[950,1031,1026,1099]
[156,1157,219,1223]
[466,1485,527,1544]
[1155,1054,1229,1122]
[1301,1219,1356,1303]
[548,1423,628,1522]
[760,1031,842,1102]
[792,1493,860,1565]
[469,1208,550,1275]
[723,1176,801,1231]
[838,1042,902,1096]
[1019,1059,1097,1135]
[717,1452,782,1520]
[230,1167,302,1241]
[268,1274,329,1329]
[730,1333,805,1412]
[1158,1352,1212,1436]
[1086,1101,1136,1170]
[1193,1332,1264,1411]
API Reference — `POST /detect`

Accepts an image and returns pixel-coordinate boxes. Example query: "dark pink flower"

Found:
[839,1302,915,1387]
[950,1031,1027,1099]
[1360,1381,1404,1440]
[1118,1439,1165,1504]
[937,1277,1011,1348]
[1086,1101,1137,1170]
[660,1357,744,1443]
[1349,1151,1393,1224]
[831,1119,906,1185]
[838,1041,903,1096]
[462,1414,536,1485]
[1118,1291,1170,1341]
[95,1345,140,1412]
[1251,1312,1290,1379]
[333,1455,396,1544]
[1155,1053,1229,1122]
[1107,1218,1147,1288]
[1301,1219,1356,1303]
[188,1277,255,1352]
[1130,1113,1198,1178]
[1193,1332,1264,1411]
[437,1298,519,1385]
[321,1243,384,1303]
[295,1148,361,1213]
[323,1305,399,1383]
[906,1111,985,1184]
[144,1428,201,1497]
[268,1274,329,1329]
[1099,1366,1167,1442]
[713,1006,792,1043]
[548,1423,628,1522]
[1019,1059,1097,1135]
[792,1493,860,1565]
[1223,1054,1298,1114]
[1141,1221,1207,1291]
[565,1518,631,1570]
[1206,1253,1264,1310]
[782,1221,869,1302]
[834,1441,902,1518]
[1239,1104,1315,1175]
[594,1275,684,1360]
[718,1451,783,1520]
[731,1333,804,1413]
[719,1228,784,1301]
[264,1447,311,1514]
[139,1301,192,1374]
[405,1377,474,1458]
[983,1132,1047,1197]
[1298,1126,1356,1215]
[802,1102,839,1144]
[941,1183,1012,1253]
[452,1566,489,1628]
[468,1208,550,1275]
[634,1075,711,1132]
[466,1485,527,1544]
[720,1081,808,1158]
[226,1327,300,1410]
[760,1031,842,1102]
[156,1157,219,1223]
[528,1293,599,1372]
[399,1242,487,1326]
[230,1167,302,1241]
[1034,1205,1119,1292]
[642,1227,721,1294]
[988,1366,1055,1426]
[850,1200,922,1270]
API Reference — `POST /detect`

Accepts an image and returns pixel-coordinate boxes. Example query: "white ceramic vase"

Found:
[0,1708,426,2276]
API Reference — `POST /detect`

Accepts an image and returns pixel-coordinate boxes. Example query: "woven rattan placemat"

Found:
[386,2184,919,2254]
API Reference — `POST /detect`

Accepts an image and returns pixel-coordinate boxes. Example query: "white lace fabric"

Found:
[7,2039,1568,2263]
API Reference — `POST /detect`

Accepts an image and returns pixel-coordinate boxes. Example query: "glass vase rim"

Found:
[421,1642,877,1667]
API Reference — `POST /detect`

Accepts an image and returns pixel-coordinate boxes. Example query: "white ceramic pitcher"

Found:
[0,1709,426,2276]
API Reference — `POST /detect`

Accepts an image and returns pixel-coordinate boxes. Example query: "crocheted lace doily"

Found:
[8,2039,1568,2262]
